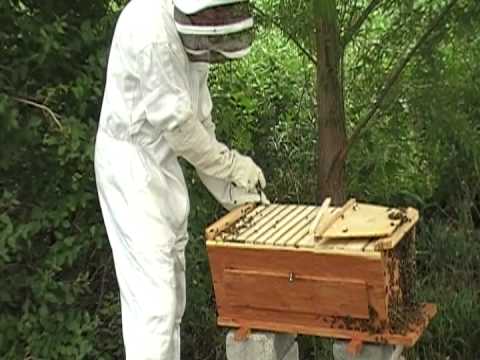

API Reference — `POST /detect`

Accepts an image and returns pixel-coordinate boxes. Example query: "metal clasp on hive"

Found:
[288,272,295,283]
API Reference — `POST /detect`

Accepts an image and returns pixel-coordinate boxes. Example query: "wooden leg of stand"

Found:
[234,327,251,342]
[346,338,364,356]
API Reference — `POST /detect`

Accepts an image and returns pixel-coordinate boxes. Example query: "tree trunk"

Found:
[313,0,347,206]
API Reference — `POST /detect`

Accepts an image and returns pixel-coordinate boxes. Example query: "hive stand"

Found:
[226,331,299,360]
[333,341,405,360]
[226,331,405,360]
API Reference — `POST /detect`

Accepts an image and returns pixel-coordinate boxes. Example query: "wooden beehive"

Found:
[205,200,437,349]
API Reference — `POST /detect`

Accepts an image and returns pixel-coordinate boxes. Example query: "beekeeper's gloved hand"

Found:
[229,184,269,208]
[259,190,270,205]
[196,117,268,210]
[230,150,266,192]
[197,173,269,210]
[164,117,266,192]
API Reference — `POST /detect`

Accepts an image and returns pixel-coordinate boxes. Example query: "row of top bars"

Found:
[216,204,378,251]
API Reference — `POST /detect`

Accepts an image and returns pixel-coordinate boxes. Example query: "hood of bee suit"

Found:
[173,0,254,63]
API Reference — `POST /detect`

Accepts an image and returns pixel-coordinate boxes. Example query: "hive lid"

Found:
[314,200,411,240]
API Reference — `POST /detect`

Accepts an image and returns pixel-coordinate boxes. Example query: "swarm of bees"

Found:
[222,214,256,240]
[387,208,411,225]
[387,231,424,334]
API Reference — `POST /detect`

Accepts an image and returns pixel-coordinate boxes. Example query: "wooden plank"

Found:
[374,208,419,250]
[206,241,382,259]
[259,206,307,245]
[221,205,269,242]
[315,199,357,239]
[291,227,314,248]
[319,238,373,252]
[301,236,376,251]
[234,327,251,342]
[287,222,313,248]
[235,205,286,243]
[224,269,370,319]
[308,198,332,235]
[295,205,353,249]
[276,206,318,246]
[322,238,354,251]
[246,205,293,244]
[252,205,299,245]
[205,203,257,241]
[363,239,378,252]
[232,204,279,238]
[208,203,418,250]
[207,245,387,280]
[217,303,437,347]
[291,208,323,248]
[347,339,364,356]
[323,203,403,239]
[343,239,372,252]
[207,245,387,320]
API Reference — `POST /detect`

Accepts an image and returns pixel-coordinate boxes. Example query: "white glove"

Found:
[230,185,270,208]
[230,151,266,192]
[164,117,266,192]
[196,116,268,209]
[198,169,269,210]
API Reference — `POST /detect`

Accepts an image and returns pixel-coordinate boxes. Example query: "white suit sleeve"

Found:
[193,70,265,209]
[137,43,194,132]
[138,43,233,178]
[138,43,265,192]
[193,84,233,207]
[196,117,263,210]
[196,107,270,208]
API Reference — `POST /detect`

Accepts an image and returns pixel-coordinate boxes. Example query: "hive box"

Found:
[205,203,436,347]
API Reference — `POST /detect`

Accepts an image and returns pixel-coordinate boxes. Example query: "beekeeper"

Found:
[94,0,266,359]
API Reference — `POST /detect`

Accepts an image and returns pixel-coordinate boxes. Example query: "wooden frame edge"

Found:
[204,203,257,241]
[218,303,437,347]
[206,240,382,259]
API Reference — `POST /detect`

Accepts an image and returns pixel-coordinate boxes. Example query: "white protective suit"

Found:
[94,0,265,359]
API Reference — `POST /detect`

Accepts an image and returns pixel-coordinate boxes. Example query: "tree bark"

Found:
[314,0,347,205]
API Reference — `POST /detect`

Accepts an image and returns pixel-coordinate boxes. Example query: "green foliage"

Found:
[0,1,121,358]
[411,220,480,359]
[209,29,317,203]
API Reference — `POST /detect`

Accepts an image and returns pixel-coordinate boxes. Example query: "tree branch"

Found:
[328,0,459,181]
[342,0,383,49]
[10,96,63,131]
[253,4,317,65]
